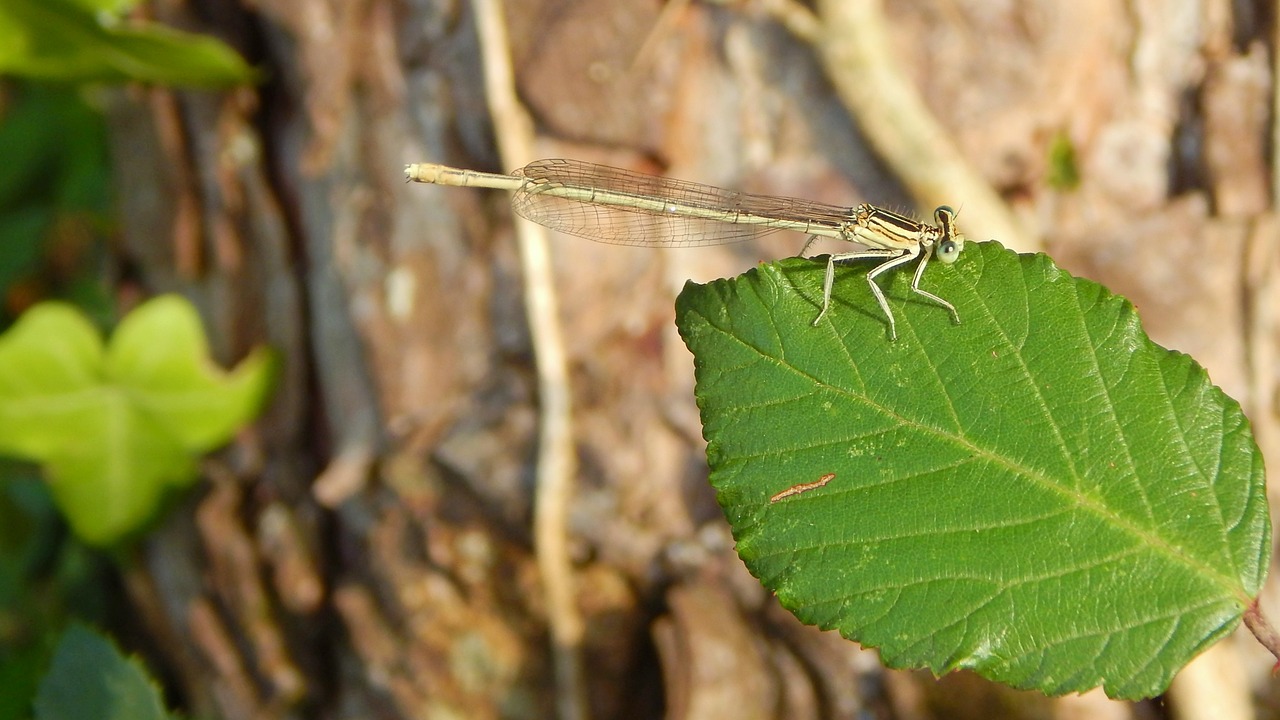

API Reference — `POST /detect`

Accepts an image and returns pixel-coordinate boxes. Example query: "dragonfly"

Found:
[404,158,967,340]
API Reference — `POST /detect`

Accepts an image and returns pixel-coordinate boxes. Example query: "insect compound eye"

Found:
[937,239,961,264]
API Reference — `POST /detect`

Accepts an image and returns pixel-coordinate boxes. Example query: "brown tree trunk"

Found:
[102,1,1280,719]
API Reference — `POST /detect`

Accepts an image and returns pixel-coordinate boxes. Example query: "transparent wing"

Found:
[509,159,855,247]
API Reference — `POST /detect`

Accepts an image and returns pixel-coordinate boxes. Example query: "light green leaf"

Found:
[34,624,175,720]
[0,0,256,87]
[62,0,142,16]
[0,295,276,545]
[106,295,276,450]
[675,241,1270,699]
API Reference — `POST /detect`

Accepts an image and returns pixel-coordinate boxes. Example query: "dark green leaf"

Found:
[0,0,256,86]
[34,624,174,720]
[675,241,1270,699]
[0,207,53,297]
[0,84,113,321]
[0,640,48,720]
[1047,131,1081,190]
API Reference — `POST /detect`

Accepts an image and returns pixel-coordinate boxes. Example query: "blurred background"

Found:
[2,0,1279,718]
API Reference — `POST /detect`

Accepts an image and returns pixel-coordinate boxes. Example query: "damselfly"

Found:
[405,158,967,339]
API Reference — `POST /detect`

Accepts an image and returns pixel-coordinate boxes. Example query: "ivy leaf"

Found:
[0,0,257,87]
[35,624,175,720]
[675,241,1270,699]
[0,295,276,546]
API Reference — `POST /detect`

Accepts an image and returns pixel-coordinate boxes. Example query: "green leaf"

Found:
[0,84,113,322]
[62,0,143,16]
[34,624,174,720]
[675,242,1270,699]
[0,296,277,546]
[0,206,54,298]
[0,0,257,87]
[0,84,110,211]
[105,296,277,450]
[1047,130,1081,191]
[1,642,46,720]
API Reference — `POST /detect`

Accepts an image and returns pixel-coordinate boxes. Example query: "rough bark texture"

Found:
[103,0,1280,718]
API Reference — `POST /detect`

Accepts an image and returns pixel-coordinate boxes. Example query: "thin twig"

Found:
[1273,12,1280,211]
[1242,216,1280,488]
[469,1,587,719]
[1244,599,1280,668]
[704,0,821,42]
[776,0,1038,252]
[631,0,691,72]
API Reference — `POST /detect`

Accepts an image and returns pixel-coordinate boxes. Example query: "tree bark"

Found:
[102,1,1280,718]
